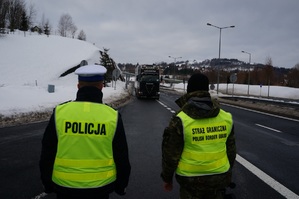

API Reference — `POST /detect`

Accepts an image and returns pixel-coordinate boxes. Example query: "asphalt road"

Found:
[221,103,299,199]
[0,122,47,199]
[0,91,298,199]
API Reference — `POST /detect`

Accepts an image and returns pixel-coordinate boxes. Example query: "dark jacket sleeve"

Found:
[226,125,236,168]
[161,116,184,183]
[39,112,57,193]
[112,113,131,195]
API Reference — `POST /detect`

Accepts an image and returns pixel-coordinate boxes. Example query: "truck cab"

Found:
[135,64,160,99]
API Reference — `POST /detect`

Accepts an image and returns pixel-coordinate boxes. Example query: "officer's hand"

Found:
[115,187,126,196]
[44,185,54,194]
[163,182,173,192]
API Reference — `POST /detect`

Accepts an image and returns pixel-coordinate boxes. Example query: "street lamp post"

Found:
[168,56,182,79]
[241,50,252,96]
[207,23,235,94]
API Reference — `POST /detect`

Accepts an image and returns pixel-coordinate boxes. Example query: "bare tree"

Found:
[287,63,299,88]
[27,1,36,28]
[264,56,274,97]
[0,0,10,30]
[7,0,26,31]
[40,13,45,28]
[36,13,47,34]
[57,13,76,37]
[70,23,77,38]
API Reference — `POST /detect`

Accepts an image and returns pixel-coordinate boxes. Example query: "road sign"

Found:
[210,83,215,90]
[112,69,121,90]
[112,69,120,79]
[230,73,237,83]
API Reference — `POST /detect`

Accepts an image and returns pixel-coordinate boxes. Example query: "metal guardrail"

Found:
[163,78,184,83]
[220,96,299,110]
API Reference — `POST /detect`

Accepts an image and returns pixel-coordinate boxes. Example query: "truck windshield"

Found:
[141,75,159,82]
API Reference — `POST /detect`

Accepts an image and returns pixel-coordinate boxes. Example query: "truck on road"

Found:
[135,64,160,99]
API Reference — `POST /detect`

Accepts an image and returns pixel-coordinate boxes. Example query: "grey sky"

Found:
[29,0,299,68]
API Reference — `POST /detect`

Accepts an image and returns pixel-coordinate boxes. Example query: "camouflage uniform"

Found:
[161,91,236,199]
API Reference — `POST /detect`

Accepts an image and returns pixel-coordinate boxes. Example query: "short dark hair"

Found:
[78,81,103,88]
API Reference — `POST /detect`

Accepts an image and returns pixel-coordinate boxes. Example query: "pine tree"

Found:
[77,30,86,41]
[20,11,28,37]
[44,20,51,37]
[44,23,49,37]
[100,48,114,84]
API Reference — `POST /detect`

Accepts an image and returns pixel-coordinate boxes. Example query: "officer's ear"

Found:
[98,82,104,90]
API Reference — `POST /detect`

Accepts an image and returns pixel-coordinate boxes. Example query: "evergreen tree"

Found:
[100,48,114,84]
[43,19,51,36]
[20,11,28,36]
[44,23,50,37]
[77,29,86,41]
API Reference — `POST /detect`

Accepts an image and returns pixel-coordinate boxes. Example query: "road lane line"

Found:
[255,123,282,133]
[157,100,176,113]
[32,192,47,199]
[237,155,299,199]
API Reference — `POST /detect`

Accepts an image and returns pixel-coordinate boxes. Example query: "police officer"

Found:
[40,65,131,199]
[161,73,236,199]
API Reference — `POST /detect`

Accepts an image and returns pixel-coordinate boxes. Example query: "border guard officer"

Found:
[161,73,236,199]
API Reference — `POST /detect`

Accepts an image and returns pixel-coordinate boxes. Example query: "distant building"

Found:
[31,26,42,34]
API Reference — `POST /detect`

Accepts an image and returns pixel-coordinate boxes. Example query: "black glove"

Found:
[44,184,54,194]
[115,187,126,196]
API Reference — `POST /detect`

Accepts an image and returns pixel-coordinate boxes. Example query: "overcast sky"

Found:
[29,0,299,68]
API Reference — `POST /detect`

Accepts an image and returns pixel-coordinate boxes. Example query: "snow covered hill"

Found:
[0,32,129,121]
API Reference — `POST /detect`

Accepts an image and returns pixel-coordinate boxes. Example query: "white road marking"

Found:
[255,123,282,133]
[237,155,299,199]
[32,192,47,199]
[157,100,176,114]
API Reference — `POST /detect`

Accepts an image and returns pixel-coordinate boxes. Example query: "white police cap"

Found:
[75,64,107,82]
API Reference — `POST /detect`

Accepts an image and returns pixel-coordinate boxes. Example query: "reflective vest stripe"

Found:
[177,155,228,172]
[181,149,226,161]
[55,158,115,168]
[53,170,116,182]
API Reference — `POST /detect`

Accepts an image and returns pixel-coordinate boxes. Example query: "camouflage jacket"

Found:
[161,91,236,189]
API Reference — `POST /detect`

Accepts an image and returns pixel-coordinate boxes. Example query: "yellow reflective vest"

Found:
[176,109,233,176]
[53,101,117,188]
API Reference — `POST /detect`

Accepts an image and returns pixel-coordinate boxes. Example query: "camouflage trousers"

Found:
[179,187,224,199]
[176,173,231,199]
